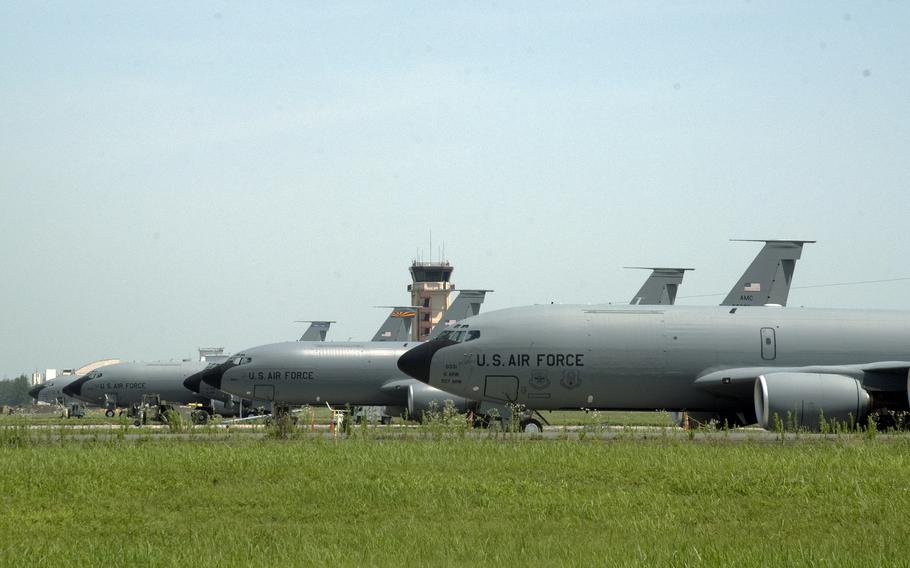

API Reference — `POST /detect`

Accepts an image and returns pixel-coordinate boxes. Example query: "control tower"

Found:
[408,260,455,341]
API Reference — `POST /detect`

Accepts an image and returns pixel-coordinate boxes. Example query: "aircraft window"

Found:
[452,331,465,342]
[465,330,481,342]
[232,356,252,365]
[437,331,453,341]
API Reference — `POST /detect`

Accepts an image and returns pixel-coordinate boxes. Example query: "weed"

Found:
[267,411,296,440]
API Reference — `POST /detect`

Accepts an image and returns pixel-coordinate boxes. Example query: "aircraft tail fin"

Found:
[296,320,334,342]
[721,239,815,307]
[627,267,694,305]
[371,307,418,342]
[427,289,491,340]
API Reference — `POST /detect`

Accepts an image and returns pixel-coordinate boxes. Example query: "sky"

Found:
[1,1,909,378]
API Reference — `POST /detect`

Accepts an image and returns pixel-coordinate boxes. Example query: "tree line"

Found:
[0,375,33,406]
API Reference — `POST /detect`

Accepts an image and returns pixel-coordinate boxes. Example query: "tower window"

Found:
[423,298,430,308]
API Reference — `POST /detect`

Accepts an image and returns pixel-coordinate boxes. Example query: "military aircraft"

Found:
[397,240,826,431]
[397,297,910,432]
[62,360,241,420]
[189,290,491,420]
[64,321,341,419]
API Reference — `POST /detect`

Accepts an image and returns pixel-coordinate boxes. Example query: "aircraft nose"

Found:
[62,375,91,398]
[183,370,206,393]
[397,339,457,383]
[28,385,45,400]
[199,361,230,391]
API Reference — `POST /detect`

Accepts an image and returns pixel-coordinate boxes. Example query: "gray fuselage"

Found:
[212,341,472,413]
[75,361,219,408]
[37,375,90,406]
[403,304,910,415]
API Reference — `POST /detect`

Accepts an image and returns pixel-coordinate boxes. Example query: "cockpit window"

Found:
[232,356,252,366]
[437,331,454,341]
[452,331,465,342]
[465,330,481,342]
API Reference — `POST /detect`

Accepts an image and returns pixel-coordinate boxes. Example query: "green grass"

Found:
[2,434,910,566]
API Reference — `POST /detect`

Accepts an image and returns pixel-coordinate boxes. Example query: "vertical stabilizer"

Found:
[722,240,815,306]
[627,267,694,305]
[372,308,418,342]
[296,321,334,342]
[427,289,491,339]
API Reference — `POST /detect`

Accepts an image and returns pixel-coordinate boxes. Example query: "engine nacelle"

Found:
[407,382,475,420]
[754,372,870,430]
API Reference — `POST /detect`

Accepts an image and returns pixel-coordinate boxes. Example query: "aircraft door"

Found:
[760,327,776,360]
[484,375,519,402]
[253,385,275,401]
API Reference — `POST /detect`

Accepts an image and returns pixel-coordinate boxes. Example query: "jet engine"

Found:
[407,383,476,420]
[754,372,870,430]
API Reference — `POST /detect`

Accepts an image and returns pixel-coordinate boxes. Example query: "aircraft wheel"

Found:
[105,409,115,418]
[192,411,209,425]
[520,419,543,434]
[133,420,141,427]
[381,416,392,425]
[473,415,492,429]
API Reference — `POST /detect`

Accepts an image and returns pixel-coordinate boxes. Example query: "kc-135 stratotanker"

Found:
[398,301,910,430]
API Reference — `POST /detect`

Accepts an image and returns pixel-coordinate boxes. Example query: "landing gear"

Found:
[105,409,115,418]
[191,410,210,425]
[475,401,549,433]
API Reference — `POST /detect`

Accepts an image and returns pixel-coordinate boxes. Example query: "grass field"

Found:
[2,429,910,567]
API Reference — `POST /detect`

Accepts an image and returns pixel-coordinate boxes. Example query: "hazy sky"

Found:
[2,2,909,378]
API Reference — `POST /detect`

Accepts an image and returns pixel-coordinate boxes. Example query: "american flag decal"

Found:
[391,311,416,318]
[743,282,761,292]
